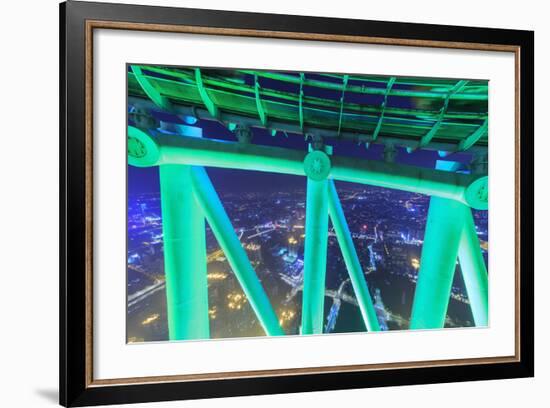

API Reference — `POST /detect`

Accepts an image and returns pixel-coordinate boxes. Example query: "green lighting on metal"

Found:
[254,74,267,126]
[129,126,489,335]
[128,128,486,209]
[458,207,489,326]
[418,80,469,149]
[303,150,331,181]
[127,65,490,338]
[189,166,284,336]
[129,67,488,152]
[131,65,173,111]
[299,73,305,132]
[240,70,487,101]
[410,196,466,329]
[327,180,380,332]
[195,68,219,118]
[301,177,330,334]
[159,164,209,340]
[411,160,489,329]
[458,119,489,152]
[336,75,349,138]
[372,77,396,142]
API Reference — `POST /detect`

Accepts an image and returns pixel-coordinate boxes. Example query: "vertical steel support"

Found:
[159,164,209,340]
[301,178,330,334]
[458,207,489,326]
[410,197,466,329]
[327,181,380,332]
[189,166,284,336]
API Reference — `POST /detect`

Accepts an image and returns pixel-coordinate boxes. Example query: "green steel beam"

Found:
[410,159,489,329]
[195,68,219,118]
[371,77,396,142]
[129,96,489,154]
[189,166,284,336]
[336,75,349,138]
[239,70,488,101]
[131,65,173,111]
[329,156,487,210]
[159,164,209,340]
[254,74,267,126]
[409,196,466,329]
[301,176,330,334]
[458,206,489,326]
[418,80,469,149]
[322,72,484,88]
[127,127,488,209]
[136,68,488,121]
[458,119,489,152]
[136,67,487,119]
[327,180,380,332]
[299,73,305,132]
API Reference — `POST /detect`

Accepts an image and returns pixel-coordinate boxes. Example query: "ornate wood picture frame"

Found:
[60,1,534,406]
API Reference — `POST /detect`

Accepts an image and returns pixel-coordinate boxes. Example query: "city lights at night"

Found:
[126,65,489,343]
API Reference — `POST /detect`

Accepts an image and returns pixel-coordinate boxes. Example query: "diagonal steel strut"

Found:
[327,180,380,332]
[189,166,284,336]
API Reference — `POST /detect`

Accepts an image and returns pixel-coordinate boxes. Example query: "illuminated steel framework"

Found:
[127,66,489,339]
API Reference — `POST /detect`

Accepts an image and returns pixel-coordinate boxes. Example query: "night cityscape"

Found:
[127,166,488,342]
[126,66,489,343]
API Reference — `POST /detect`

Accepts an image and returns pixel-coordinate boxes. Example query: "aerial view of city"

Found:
[127,66,489,343]
[127,174,488,342]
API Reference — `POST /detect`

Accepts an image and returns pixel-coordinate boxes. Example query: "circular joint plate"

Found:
[128,126,161,168]
[303,150,331,181]
[464,175,488,210]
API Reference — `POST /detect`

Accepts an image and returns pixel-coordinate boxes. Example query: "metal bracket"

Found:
[131,65,173,112]
[336,75,349,138]
[234,124,253,144]
[372,77,396,142]
[418,80,469,149]
[458,118,488,152]
[383,143,397,163]
[254,74,267,126]
[299,73,305,133]
[195,68,219,119]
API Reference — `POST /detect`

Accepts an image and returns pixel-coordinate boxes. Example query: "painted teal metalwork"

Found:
[301,177,330,334]
[410,195,466,329]
[254,74,267,126]
[128,129,486,209]
[336,75,349,138]
[128,124,489,335]
[195,68,219,118]
[159,164,209,340]
[418,80,469,149]
[458,206,489,326]
[410,159,488,329]
[327,180,380,332]
[189,166,284,336]
[127,66,490,340]
[131,65,173,111]
[458,119,489,152]
[372,77,396,142]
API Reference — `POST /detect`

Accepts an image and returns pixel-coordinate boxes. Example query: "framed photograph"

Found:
[60,1,534,406]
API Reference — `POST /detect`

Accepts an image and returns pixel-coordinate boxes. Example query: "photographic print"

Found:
[60,4,533,404]
[126,65,489,343]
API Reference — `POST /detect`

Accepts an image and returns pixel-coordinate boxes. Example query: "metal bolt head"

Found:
[464,175,488,210]
[127,126,161,168]
[128,136,147,158]
[303,150,331,181]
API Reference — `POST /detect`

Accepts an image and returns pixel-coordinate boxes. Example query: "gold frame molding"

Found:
[84,20,521,388]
